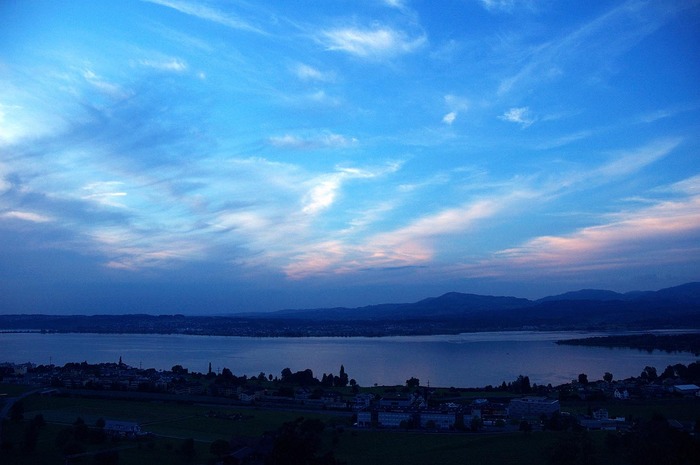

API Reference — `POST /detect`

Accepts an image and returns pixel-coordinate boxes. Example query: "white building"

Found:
[104,420,142,438]
[377,411,413,428]
[356,411,372,427]
[674,384,700,395]
[509,397,560,418]
[420,412,455,430]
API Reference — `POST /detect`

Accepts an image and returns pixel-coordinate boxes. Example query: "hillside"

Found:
[1,282,699,336]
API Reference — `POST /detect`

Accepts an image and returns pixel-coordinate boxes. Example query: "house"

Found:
[509,396,560,419]
[613,388,629,400]
[377,411,413,428]
[592,409,608,420]
[353,393,374,410]
[239,389,264,403]
[321,390,343,404]
[673,384,700,396]
[356,411,372,427]
[379,394,414,409]
[294,387,312,400]
[104,420,142,438]
[420,412,455,430]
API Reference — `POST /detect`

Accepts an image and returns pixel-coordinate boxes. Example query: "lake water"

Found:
[1,331,698,387]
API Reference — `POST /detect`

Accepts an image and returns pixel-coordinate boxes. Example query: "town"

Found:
[2,359,700,464]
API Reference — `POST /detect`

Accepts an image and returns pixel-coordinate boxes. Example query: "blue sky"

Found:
[1,0,699,314]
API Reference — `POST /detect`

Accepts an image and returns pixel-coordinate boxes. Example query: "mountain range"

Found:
[257,282,700,328]
[1,282,699,336]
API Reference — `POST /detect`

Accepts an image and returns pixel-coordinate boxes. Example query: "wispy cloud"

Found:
[320,25,426,58]
[535,130,594,150]
[81,181,129,208]
[282,135,688,279]
[479,0,533,12]
[268,133,357,150]
[635,102,700,124]
[285,188,534,278]
[83,69,132,100]
[594,137,682,178]
[139,58,188,72]
[1,210,53,223]
[301,164,398,216]
[292,63,335,82]
[384,0,406,9]
[496,0,690,96]
[491,188,700,274]
[536,138,681,195]
[499,106,534,127]
[144,0,265,34]
[442,94,469,125]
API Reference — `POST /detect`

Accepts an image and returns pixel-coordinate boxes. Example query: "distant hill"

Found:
[256,282,700,331]
[265,292,532,321]
[536,289,628,302]
[1,282,699,336]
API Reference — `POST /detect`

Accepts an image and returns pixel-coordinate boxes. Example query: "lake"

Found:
[1,330,698,387]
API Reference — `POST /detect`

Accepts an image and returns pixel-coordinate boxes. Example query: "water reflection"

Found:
[1,331,698,387]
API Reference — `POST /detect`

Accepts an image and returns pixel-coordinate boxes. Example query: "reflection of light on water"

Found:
[444,329,700,344]
[2,331,699,388]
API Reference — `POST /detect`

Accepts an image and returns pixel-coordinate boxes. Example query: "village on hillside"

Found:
[3,359,700,436]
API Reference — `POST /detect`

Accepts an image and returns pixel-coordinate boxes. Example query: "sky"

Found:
[1,0,699,314]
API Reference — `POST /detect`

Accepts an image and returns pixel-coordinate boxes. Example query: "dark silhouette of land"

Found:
[1,282,699,337]
[558,333,700,355]
[3,358,700,465]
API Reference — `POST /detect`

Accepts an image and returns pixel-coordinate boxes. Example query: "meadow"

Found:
[2,386,700,464]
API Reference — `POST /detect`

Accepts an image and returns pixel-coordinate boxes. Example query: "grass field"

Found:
[2,386,699,464]
[332,430,558,465]
[560,398,700,421]
[21,393,350,440]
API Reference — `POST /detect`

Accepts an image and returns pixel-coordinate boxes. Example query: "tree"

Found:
[62,440,86,457]
[406,377,420,388]
[511,375,531,393]
[23,424,40,452]
[338,365,349,387]
[577,373,589,385]
[181,438,196,463]
[73,417,90,443]
[603,372,613,383]
[470,417,482,432]
[519,420,532,433]
[641,366,658,381]
[266,417,341,465]
[548,432,594,465]
[9,401,24,422]
[171,364,188,375]
[210,439,230,460]
[93,450,119,465]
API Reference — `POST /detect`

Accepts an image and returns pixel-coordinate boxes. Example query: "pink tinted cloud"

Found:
[490,192,700,274]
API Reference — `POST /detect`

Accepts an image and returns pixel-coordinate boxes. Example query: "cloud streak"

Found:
[320,25,426,58]
[144,0,265,34]
[496,0,691,96]
[491,190,700,274]
[267,133,357,150]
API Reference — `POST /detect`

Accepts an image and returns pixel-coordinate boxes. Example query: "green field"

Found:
[2,386,699,464]
[333,430,561,465]
[560,398,700,422]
